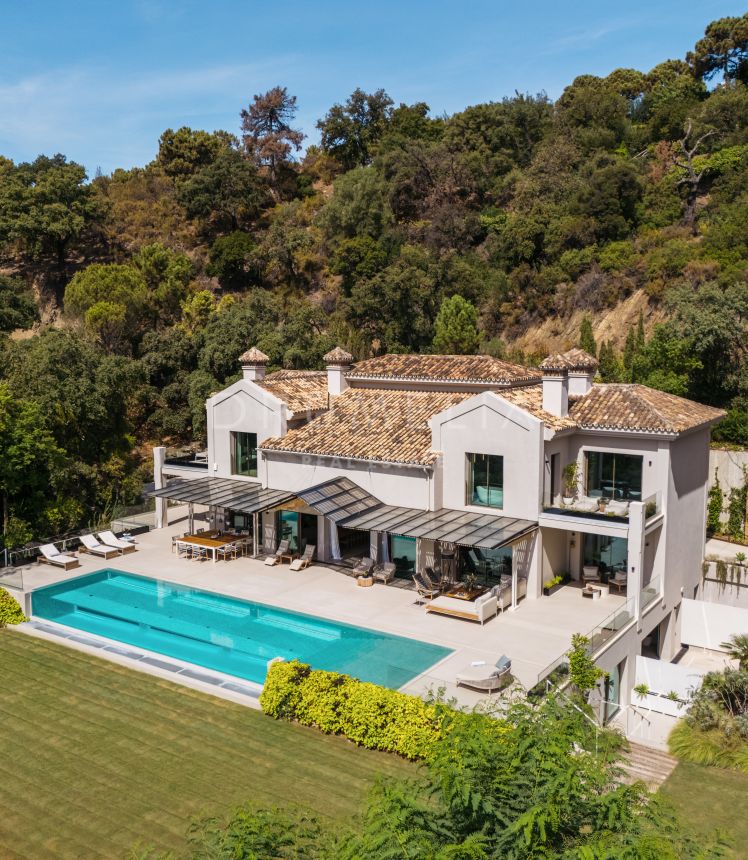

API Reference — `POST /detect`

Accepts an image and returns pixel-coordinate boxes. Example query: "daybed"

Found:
[426,592,498,625]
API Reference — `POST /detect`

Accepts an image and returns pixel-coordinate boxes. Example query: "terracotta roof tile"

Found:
[569,384,725,434]
[347,353,541,385]
[496,386,578,431]
[323,346,354,364]
[261,388,472,465]
[239,346,269,364]
[259,370,329,414]
[540,348,598,372]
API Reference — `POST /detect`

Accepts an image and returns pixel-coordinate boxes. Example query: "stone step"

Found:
[619,742,678,789]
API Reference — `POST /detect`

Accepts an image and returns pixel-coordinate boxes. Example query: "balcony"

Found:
[163,451,209,471]
[542,496,630,524]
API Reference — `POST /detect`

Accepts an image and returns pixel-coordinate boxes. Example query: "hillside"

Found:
[1,12,748,544]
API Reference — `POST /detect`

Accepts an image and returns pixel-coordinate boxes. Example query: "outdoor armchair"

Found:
[353,557,374,576]
[373,562,396,584]
[412,572,440,599]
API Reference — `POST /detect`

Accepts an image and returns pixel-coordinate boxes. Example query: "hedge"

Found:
[259,660,446,760]
[0,588,28,628]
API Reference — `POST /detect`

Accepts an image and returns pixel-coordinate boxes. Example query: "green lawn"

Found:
[660,760,748,856]
[0,631,412,859]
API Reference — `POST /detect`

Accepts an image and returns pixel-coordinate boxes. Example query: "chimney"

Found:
[539,355,569,417]
[239,346,269,382]
[563,348,598,396]
[323,346,354,396]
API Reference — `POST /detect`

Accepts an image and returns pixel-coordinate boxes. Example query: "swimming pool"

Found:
[31,570,452,688]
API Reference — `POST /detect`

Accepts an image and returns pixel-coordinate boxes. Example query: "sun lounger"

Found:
[264,539,290,566]
[79,534,119,559]
[290,545,315,570]
[98,530,137,553]
[38,543,80,570]
[456,655,512,692]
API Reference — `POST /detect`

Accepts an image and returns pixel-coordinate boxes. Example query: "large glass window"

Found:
[391,534,417,575]
[585,452,642,501]
[231,432,258,477]
[583,534,628,575]
[466,453,504,508]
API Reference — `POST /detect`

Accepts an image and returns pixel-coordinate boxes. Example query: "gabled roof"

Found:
[346,353,541,385]
[569,384,725,434]
[497,386,578,431]
[261,387,472,465]
[258,370,329,414]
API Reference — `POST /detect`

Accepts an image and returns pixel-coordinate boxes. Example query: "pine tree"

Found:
[622,329,637,382]
[635,310,646,352]
[432,295,480,354]
[579,317,597,357]
[598,341,622,382]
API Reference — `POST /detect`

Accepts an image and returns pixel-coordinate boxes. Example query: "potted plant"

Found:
[633,682,650,700]
[562,461,579,505]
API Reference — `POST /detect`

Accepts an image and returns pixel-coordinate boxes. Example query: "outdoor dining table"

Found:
[176,532,249,563]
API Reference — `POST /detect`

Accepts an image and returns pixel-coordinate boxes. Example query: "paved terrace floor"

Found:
[8,517,626,710]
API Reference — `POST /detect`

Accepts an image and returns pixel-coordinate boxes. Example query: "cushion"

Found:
[495,655,511,672]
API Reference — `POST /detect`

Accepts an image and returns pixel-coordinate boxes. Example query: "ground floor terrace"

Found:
[6,510,630,710]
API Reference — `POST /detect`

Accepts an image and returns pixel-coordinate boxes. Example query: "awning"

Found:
[296,477,536,550]
[340,504,536,550]
[150,477,294,515]
[295,477,382,523]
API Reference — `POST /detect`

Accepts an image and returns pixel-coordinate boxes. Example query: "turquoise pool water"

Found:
[31,570,452,688]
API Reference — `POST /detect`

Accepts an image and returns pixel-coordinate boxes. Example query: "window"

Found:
[466,453,504,508]
[231,432,258,477]
[585,451,642,501]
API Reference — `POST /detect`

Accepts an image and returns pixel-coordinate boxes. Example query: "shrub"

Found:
[260,660,445,759]
[0,588,28,627]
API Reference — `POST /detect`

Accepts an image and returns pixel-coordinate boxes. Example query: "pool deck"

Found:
[6,517,626,710]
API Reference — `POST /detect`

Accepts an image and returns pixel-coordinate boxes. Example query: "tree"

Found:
[177,149,267,232]
[131,242,193,322]
[579,316,597,356]
[0,275,38,333]
[241,86,304,189]
[317,88,394,170]
[329,235,388,295]
[0,382,63,541]
[64,263,150,344]
[207,231,261,291]
[721,633,748,670]
[674,120,718,234]
[0,155,102,299]
[432,295,480,354]
[156,127,235,179]
[688,14,748,83]
[317,166,394,240]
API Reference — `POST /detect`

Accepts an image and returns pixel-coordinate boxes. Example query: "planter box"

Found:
[543,582,564,596]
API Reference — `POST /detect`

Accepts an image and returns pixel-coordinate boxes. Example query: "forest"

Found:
[1,13,747,548]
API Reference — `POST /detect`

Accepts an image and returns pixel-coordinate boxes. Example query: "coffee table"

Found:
[445,585,488,601]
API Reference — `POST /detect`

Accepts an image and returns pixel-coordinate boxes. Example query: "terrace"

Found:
[6,511,628,709]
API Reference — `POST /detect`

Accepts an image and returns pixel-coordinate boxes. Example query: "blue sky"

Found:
[0,1,744,175]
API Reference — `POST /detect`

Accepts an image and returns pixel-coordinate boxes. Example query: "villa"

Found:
[149,344,724,718]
